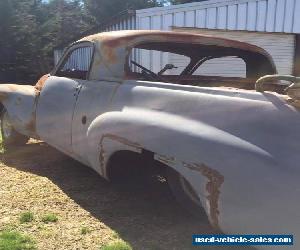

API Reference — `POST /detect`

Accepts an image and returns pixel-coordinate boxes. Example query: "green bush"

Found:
[20,212,34,223]
[41,214,58,223]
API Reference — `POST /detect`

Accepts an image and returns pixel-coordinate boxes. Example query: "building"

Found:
[55,0,300,76]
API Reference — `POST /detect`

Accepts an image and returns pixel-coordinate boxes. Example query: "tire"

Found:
[0,109,28,150]
[167,167,207,219]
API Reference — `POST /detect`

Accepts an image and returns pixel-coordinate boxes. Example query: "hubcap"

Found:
[2,112,13,139]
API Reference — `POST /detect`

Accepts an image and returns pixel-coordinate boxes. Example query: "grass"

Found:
[41,213,58,223]
[0,230,35,250]
[100,240,132,250]
[19,212,34,224]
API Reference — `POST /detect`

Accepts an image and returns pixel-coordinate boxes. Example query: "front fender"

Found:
[0,84,38,137]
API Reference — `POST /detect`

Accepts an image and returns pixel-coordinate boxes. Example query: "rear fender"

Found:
[0,84,39,138]
[86,108,273,230]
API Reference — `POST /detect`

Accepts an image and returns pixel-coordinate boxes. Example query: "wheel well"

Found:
[106,149,166,183]
[106,149,208,221]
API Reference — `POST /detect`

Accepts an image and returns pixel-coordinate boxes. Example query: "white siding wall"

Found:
[137,0,300,33]
[104,15,136,31]
[173,28,295,75]
[135,0,298,75]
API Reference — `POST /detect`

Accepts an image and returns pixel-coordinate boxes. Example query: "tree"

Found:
[0,0,93,82]
[1,0,187,83]
[83,0,165,24]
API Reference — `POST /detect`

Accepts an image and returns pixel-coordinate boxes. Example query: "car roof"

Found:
[78,30,271,58]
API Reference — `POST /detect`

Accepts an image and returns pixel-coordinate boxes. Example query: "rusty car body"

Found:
[1,30,300,249]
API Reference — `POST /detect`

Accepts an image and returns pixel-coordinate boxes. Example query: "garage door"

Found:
[172,27,295,76]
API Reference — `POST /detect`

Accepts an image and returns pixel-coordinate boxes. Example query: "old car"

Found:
[0,30,299,249]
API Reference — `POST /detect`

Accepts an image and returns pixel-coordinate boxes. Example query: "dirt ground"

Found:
[0,141,253,250]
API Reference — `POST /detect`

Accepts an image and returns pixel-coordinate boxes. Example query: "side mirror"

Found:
[165,64,177,70]
[158,64,178,75]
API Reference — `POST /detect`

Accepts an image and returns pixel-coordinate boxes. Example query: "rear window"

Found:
[193,56,246,78]
[129,48,191,76]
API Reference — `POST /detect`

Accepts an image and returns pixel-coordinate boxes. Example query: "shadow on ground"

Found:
[1,142,254,250]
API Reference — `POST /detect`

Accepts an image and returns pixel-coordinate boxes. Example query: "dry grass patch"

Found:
[0,140,240,250]
[0,143,123,250]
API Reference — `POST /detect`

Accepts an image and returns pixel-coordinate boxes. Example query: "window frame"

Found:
[52,41,95,80]
[190,55,247,78]
[124,40,276,81]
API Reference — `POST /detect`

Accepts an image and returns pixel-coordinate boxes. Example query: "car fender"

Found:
[86,107,274,230]
[0,84,39,138]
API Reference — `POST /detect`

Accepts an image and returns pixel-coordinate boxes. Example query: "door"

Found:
[36,43,94,153]
[71,79,120,165]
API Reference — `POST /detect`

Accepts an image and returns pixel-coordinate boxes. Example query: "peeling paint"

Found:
[35,74,50,93]
[155,153,224,229]
[101,44,118,64]
[155,154,176,166]
[99,133,141,169]
[183,162,224,229]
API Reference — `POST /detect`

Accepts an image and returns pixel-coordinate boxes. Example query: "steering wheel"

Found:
[131,60,162,81]
[255,75,300,92]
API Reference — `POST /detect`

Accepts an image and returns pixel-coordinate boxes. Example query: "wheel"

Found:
[0,109,28,150]
[167,167,207,218]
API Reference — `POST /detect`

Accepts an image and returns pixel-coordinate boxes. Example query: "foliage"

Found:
[41,213,58,223]
[83,0,164,24]
[0,0,92,83]
[100,240,132,250]
[0,0,202,83]
[0,230,36,250]
[19,212,34,223]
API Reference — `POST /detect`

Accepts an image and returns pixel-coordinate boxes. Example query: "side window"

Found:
[193,56,246,78]
[56,46,93,80]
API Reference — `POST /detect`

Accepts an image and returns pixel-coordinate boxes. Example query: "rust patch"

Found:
[35,74,50,93]
[99,133,141,169]
[24,112,36,135]
[155,154,176,166]
[101,44,118,64]
[80,30,273,59]
[183,162,224,230]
